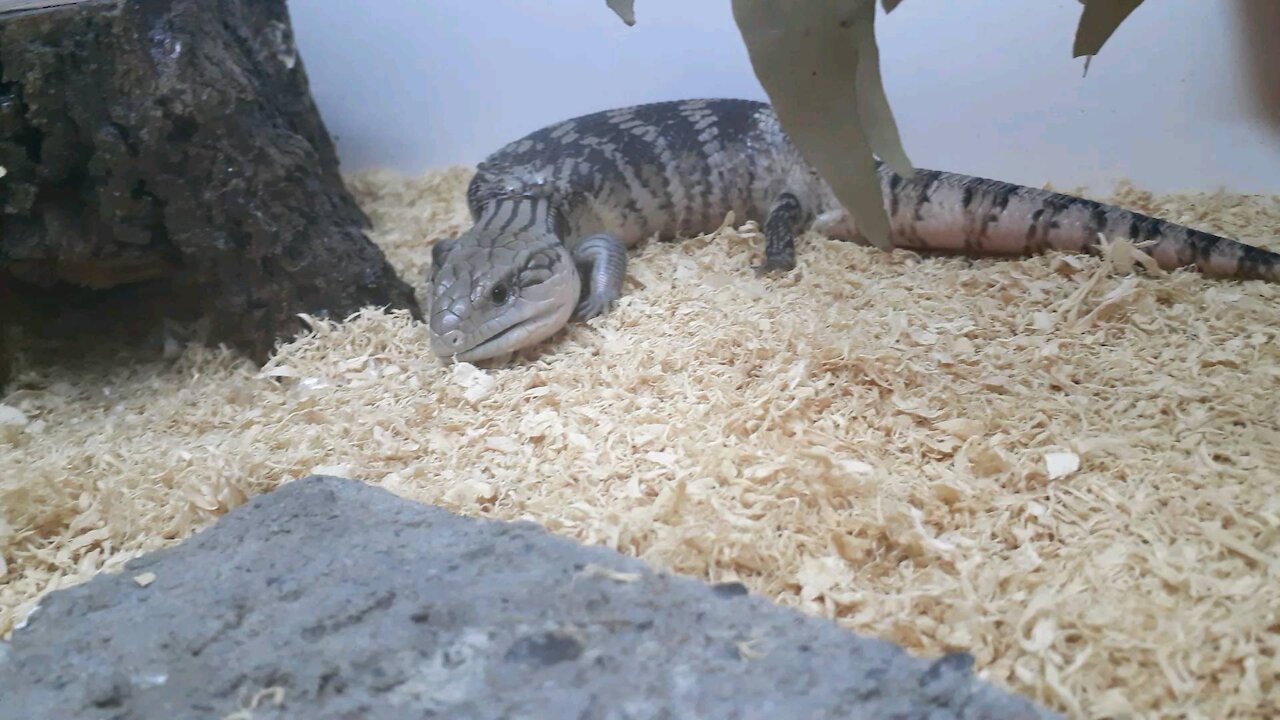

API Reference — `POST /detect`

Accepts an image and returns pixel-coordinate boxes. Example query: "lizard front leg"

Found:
[572,233,628,320]
[754,192,807,275]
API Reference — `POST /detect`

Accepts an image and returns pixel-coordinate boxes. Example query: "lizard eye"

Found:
[490,283,510,305]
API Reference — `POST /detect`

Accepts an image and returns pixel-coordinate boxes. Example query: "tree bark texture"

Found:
[0,0,420,385]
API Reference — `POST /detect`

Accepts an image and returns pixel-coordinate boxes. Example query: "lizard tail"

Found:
[880,167,1280,283]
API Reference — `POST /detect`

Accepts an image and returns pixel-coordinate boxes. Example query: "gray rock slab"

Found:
[0,475,1060,719]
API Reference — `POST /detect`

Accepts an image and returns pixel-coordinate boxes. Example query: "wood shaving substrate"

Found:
[3,165,1279,719]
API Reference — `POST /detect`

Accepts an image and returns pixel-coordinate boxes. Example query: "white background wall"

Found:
[289,0,1280,195]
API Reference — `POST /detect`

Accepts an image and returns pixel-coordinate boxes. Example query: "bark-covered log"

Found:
[0,0,420,384]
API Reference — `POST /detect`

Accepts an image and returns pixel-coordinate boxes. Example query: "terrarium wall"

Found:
[288,0,1280,195]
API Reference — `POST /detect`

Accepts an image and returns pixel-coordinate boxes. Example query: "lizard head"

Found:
[427,229,580,362]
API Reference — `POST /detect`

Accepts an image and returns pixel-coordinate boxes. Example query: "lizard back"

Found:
[465,98,826,247]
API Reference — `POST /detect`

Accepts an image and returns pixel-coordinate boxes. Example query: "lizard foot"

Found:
[753,258,796,277]
[573,295,614,321]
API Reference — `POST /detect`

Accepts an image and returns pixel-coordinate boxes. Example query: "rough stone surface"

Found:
[0,0,420,379]
[0,475,1059,720]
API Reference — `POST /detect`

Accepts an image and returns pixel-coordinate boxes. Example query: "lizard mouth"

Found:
[448,309,568,363]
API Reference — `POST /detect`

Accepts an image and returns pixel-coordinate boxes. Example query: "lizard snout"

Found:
[428,308,469,358]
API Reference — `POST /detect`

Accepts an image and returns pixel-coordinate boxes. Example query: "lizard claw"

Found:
[573,295,612,321]
[753,258,796,277]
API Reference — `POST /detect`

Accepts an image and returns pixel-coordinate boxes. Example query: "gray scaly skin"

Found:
[428,98,1280,361]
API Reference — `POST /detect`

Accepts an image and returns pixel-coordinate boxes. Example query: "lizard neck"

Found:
[470,194,569,247]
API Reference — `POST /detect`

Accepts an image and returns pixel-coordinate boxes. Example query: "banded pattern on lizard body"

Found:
[428,98,1279,361]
